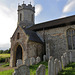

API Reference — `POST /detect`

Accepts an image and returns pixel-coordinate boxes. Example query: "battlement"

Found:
[18,3,35,12]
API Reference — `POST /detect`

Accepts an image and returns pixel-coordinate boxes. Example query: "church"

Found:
[10,3,75,67]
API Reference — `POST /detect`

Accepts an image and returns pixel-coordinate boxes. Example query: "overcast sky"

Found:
[0,0,75,50]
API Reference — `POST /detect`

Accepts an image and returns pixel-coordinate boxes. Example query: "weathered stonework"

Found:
[37,25,75,59]
[10,3,75,68]
[10,26,43,67]
[27,41,43,58]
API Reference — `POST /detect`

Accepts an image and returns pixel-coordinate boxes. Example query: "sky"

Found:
[0,0,75,50]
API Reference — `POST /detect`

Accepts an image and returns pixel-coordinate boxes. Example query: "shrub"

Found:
[0,58,5,62]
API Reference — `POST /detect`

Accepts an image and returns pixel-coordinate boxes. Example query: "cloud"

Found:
[63,0,75,13]
[0,2,17,46]
[0,0,43,49]
[35,4,43,16]
[0,43,10,50]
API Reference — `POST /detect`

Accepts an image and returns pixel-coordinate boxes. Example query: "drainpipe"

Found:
[43,28,46,55]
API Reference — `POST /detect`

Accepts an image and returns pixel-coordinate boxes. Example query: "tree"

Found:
[0,50,3,54]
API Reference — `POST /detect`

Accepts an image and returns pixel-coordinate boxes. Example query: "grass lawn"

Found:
[0,62,48,75]
[58,63,75,75]
[0,54,10,58]
[0,62,14,75]
[30,62,48,75]
[0,62,9,67]
[0,62,75,75]
[0,69,14,75]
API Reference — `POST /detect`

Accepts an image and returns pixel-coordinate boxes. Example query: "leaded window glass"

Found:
[67,29,75,50]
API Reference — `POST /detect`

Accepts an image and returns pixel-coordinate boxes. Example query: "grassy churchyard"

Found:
[0,54,75,75]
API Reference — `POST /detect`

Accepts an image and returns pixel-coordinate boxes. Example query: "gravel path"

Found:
[0,67,15,71]
[0,63,16,72]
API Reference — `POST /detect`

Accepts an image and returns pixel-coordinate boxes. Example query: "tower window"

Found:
[17,33,20,39]
[20,13,22,21]
[67,28,75,50]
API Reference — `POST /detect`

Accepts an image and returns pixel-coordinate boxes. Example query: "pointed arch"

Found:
[13,42,24,67]
[66,28,75,50]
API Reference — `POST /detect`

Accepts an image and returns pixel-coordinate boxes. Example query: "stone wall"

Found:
[10,26,28,67]
[10,26,43,67]
[37,25,75,59]
[27,41,43,59]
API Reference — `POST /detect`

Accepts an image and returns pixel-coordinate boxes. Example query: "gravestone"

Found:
[43,55,46,62]
[24,58,30,66]
[46,43,50,61]
[65,52,69,65]
[54,59,59,75]
[48,56,54,75]
[36,57,41,64]
[61,56,65,68]
[63,52,69,66]
[16,59,23,67]
[36,64,46,75]
[58,60,62,71]
[63,53,66,66]
[70,52,72,62]
[30,57,35,65]
[13,65,30,75]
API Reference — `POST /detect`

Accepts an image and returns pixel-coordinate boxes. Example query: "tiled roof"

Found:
[28,15,75,31]
[19,25,43,43]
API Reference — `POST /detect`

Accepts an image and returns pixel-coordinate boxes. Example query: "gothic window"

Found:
[17,33,20,40]
[67,28,75,50]
[20,13,22,21]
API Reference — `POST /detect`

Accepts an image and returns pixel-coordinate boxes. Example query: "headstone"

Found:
[36,64,46,75]
[13,65,30,75]
[70,52,72,62]
[48,56,54,75]
[46,43,50,61]
[36,57,41,64]
[65,52,69,65]
[63,53,66,66]
[63,52,69,66]
[58,60,62,71]
[24,58,30,66]
[16,59,23,67]
[30,57,35,65]
[54,59,59,75]
[61,56,65,68]
[43,55,46,62]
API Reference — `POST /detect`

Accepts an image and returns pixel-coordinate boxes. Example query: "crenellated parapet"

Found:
[18,3,35,12]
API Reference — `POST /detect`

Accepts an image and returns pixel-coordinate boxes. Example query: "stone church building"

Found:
[10,3,75,67]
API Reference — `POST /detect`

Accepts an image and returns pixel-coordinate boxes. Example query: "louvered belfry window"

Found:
[67,28,75,50]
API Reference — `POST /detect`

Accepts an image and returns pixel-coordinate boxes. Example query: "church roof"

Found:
[28,15,75,31]
[20,25,43,43]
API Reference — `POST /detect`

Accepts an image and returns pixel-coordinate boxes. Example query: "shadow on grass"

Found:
[29,62,48,75]
[58,62,75,75]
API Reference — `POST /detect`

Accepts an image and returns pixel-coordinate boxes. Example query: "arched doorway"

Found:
[15,45,22,66]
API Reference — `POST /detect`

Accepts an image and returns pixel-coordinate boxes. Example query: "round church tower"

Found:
[18,2,35,27]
